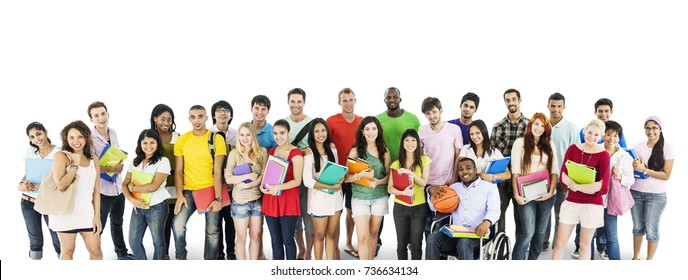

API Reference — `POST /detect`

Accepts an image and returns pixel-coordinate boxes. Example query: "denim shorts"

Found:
[559,200,604,228]
[630,190,667,242]
[231,198,262,219]
[310,210,343,219]
[351,197,388,218]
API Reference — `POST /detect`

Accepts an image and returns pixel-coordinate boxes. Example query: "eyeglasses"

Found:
[215,108,230,114]
[644,126,660,132]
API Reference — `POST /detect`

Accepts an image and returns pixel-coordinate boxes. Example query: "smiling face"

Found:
[461,100,477,119]
[548,100,565,120]
[531,119,546,138]
[584,124,603,146]
[140,136,158,158]
[238,126,253,149]
[154,111,172,132]
[214,107,232,125]
[504,92,521,114]
[67,128,86,153]
[603,129,619,149]
[457,159,478,184]
[28,128,49,148]
[338,93,356,114]
[362,122,378,142]
[402,135,417,154]
[644,120,661,141]
[188,109,208,131]
[273,124,289,146]
[312,122,328,145]
[252,103,269,122]
[89,106,109,130]
[469,125,484,146]
[595,105,612,122]
[384,89,401,111]
[423,106,442,126]
[288,94,305,116]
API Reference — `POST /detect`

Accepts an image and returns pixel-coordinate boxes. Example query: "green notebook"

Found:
[566,160,596,184]
[316,161,348,194]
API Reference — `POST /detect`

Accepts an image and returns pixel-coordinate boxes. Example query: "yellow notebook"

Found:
[131,170,154,204]
[566,160,596,184]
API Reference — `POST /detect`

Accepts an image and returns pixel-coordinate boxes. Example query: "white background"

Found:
[1,0,685,278]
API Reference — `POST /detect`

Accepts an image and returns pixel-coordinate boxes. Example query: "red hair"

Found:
[521,112,554,174]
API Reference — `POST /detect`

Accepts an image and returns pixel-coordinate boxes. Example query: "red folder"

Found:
[192,184,231,214]
[392,169,413,204]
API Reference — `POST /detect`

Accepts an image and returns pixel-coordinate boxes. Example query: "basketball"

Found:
[431,185,459,213]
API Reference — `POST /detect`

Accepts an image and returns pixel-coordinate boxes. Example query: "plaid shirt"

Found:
[490,113,529,157]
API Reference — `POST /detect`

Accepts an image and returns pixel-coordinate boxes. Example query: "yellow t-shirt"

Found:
[390,155,432,206]
[174,130,227,191]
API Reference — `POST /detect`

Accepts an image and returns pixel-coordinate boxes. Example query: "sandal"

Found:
[344,248,359,258]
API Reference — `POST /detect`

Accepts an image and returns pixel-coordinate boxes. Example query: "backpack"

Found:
[208,131,229,179]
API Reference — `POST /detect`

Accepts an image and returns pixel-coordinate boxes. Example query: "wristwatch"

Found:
[215,197,222,203]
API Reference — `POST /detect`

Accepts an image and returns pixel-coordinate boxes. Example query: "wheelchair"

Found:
[429,213,511,260]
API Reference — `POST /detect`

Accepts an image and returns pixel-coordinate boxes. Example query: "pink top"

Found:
[631,141,674,194]
[560,145,611,206]
[419,122,463,185]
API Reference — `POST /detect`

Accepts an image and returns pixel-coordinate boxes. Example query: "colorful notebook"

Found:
[624,148,649,179]
[25,158,53,184]
[520,179,548,201]
[131,170,154,204]
[316,161,348,194]
[232,163,253,183]
[566,160,596,184]
[346,157,374,188]
[99,144,128,182]
[441,225,489,239]
[484,157,510,184]
[192,184,231,214]
[515,169,549,197]
[391,168,413,204]
[261,155,289,196]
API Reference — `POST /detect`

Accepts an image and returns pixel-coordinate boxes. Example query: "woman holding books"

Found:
[302,118,344,260]
[387,129,431,260]
[459,120,512,183]
[49,120,103,260]
[552,119,610,260]
[347,116,390,260]
[510,113,559,260]
[18,122,61,259]
[149,103,180,260]
[261,119,304,260]
[630,116,673,260]
[224,122,267,260]
[121,129,171,260]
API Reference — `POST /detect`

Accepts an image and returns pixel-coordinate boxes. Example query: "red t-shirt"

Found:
[560,144,611,206]
[326,113,362,166]
[262,147,303,217]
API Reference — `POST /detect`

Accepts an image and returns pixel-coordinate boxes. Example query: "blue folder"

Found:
[485,157,510,184]
[26,158,53,184]
[624,149,649,179]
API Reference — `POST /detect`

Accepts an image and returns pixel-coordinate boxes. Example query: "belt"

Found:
[21,194,36,203]
[243,198,261,204]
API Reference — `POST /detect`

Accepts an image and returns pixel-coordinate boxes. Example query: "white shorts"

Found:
[559,200,604,228]
[351,197,389,218]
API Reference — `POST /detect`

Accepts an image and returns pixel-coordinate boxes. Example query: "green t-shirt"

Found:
[376,110,420,162]
[352,151,388,200]
[283,115,313,150]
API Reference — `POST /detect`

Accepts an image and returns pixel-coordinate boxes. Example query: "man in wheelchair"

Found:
[425,157,501,260]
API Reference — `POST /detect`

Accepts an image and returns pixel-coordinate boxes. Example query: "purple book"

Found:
[232,163,253,183]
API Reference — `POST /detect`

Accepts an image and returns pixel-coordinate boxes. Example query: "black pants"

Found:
[217,204,236,258]
[393,203,428,260]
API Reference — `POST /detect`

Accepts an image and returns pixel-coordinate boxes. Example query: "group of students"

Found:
[18,88,673,261]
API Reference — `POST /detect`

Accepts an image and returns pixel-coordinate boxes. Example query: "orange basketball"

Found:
[431,185,459,213]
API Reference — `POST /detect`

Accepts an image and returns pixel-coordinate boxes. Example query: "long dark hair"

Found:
[646,120,665,171]
[397,129,423,171]
[60,121,94,160]
[521,113,553,174]
[307,118,336,172]
[150,104,177,132]
[26,121,52,153]
[467,120,494,158]
[133,129,165,167]
[353,116,387,161]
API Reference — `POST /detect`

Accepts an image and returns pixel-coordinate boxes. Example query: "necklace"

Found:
[580,148,593,166]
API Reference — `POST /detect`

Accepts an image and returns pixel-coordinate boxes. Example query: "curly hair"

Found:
[60,120,94,160]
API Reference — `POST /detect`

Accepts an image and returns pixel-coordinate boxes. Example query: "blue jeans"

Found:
[21,199,60,258]
[100,193,129,257]
[513,196,555,260]
[265,215,298,260]
[172,190,221,260]
[393,203,428,260]
[603,210,620,260]
[630,190,667,242]
[425,230,481,260]
[129,201,168,260]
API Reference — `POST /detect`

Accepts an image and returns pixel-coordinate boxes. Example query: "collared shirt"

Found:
[253,121,278,149]
[551,117,580,168]
[428,177,500,228]
[211,124,237,149]
[490,113,528,157]
[91,126,123,196]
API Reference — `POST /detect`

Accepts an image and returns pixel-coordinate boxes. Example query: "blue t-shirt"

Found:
[448,118,470,146]
[254,121,278,149]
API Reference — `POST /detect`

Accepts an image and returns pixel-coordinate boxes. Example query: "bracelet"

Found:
[643,168,648,175]
[128,184,134,193]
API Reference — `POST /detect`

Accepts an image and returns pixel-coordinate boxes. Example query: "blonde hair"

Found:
[584,119,606,136]
[236,122,266,167]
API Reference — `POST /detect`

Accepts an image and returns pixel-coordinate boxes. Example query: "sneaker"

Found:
[599,250,609,260]
[227,253,237,260]
[117,253,135,260]
[375,244,381,257]
[542,241,550,251]
[571,248,580,259]
[217,254,226,260]
[164,255,170,260]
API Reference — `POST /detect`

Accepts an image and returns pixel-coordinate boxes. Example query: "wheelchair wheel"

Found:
[483,232,511,260]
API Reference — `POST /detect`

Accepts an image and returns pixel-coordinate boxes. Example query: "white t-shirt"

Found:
[126,157,172,206]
